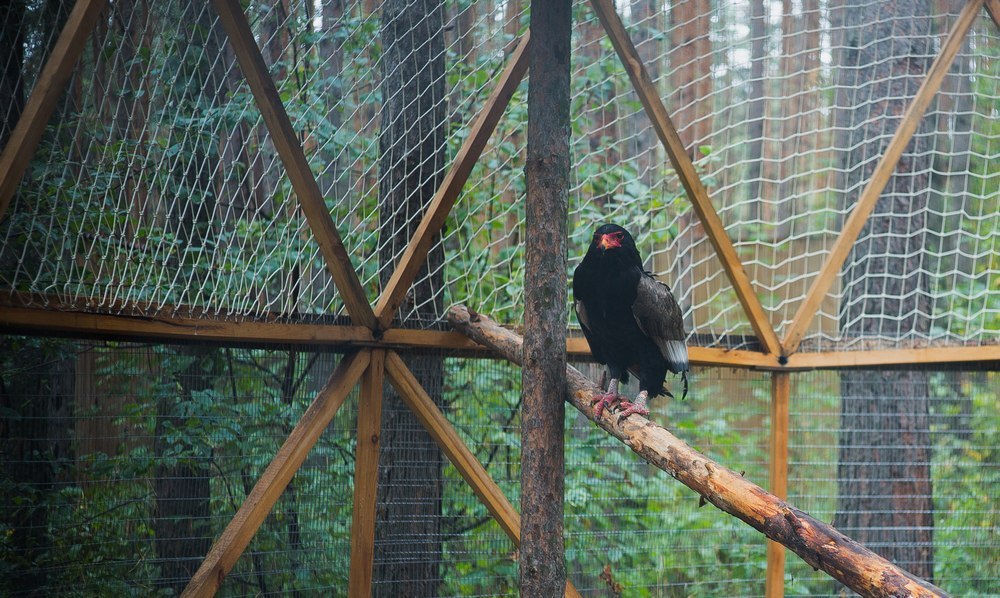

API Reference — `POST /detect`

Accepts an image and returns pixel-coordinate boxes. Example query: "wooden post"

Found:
[0,0,107,221]
[348,350,385,597]
[523,1,571,595]
[212,0,377,330]
[766,372,790,598]
[181,351,370,598]
[448,306,949,598]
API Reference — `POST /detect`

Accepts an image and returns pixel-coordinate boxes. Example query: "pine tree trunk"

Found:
[668,0,712,157]
[373,0,446,594]
[0,340,74,594]
[152,347,214,593]
[745,0,767,225]
[1,0,25,146]
[834,0,935,581]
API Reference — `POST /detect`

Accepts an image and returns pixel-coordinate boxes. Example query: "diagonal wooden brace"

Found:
[780,0,984,354]
[374,33,532,330]
[384,350,582,598]
[589,0,783,356]
[0,0,108,221]
[213,0,377,330]
[182,350,371,598]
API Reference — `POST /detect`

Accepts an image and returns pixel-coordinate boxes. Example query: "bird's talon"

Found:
[591,392,621,418]
[616,400,649,422]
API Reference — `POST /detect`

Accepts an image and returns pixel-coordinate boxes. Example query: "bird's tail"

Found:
[680,371,688,400]
[663,340,689,374]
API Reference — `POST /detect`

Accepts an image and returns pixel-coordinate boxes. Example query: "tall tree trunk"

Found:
[1,0,25,147]
[580,12,618,191]
[152,5,226,590]
[374,0,446,595]
[152,347,215,593]
[929,0,975,297]
[668,0,712,159]
[775,0,822,240]
[744,0,767,226]
[834,0,935,582]
[0,339,74,595]
[629,0,663,187]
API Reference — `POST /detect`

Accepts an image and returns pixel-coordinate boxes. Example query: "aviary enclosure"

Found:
[0,0,997,595]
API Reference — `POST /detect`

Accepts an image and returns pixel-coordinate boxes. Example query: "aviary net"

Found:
[1,1,997,350]
[1,0,998,596]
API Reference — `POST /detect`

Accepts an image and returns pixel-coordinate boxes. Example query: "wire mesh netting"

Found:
[786,368,999,596]
[1,0,999,596]
[2,342,997,595]
[1,0,997,350]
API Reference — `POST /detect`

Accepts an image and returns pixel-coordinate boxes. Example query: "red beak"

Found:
[598,234,621,250]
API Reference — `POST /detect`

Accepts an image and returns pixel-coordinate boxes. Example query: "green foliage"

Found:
[1,0,997,595]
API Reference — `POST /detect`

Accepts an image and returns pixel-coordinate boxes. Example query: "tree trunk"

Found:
[152,5,225,589]
[629,0,663,187]
[744,0,767,225]
[834,0,935,581]
[1,0,25,147]
[152,347,215,593]
[668,0,712,158]
[521,0,570,594]
[373,0,447,594]
[0,339,74,595]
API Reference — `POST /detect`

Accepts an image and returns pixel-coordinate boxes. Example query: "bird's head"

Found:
[591,223,635,253]
[586,223,644,268]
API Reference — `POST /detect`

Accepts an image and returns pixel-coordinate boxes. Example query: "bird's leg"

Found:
[617,390,650,422]
[591,377,622,418]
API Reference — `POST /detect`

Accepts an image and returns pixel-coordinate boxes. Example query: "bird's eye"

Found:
[612,232,624,242]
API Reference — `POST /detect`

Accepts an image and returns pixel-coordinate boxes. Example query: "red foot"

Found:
[591,391,621,418]
[616,400,649,422]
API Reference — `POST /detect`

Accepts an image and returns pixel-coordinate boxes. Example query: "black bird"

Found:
[573,223,688,420]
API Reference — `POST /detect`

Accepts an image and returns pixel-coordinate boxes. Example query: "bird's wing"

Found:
[575,299,606,364]
[631,275,689,373]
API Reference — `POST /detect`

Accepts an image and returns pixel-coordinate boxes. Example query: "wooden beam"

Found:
[0,0,107,221]
[986,0,1000,30]
[181,350,370,598]
[384,350,520,540]
[383,351,582,598]
[588,0,783,356]
[780,0,984,355]
[211,0,377,330]
[348,349,385,597]
[784,344,1000,370]
[0,303,374,345]
[766,372,790,598]
[567,336,779,369]
[0,299,779,367]
[5,301,997,369]
[447,305,949,598]
[373,33,532,330]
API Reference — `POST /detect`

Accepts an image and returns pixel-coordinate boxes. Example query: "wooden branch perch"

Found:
[447,305,949,598]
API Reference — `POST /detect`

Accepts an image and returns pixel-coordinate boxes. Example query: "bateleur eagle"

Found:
[573,223,689,421]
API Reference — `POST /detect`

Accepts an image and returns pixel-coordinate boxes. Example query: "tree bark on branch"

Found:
[446,305,948,598]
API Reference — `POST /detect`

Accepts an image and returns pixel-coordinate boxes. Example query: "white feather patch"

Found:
[661,340,689,373]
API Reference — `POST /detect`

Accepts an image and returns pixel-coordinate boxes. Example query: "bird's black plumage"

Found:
[573,223,688,418]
